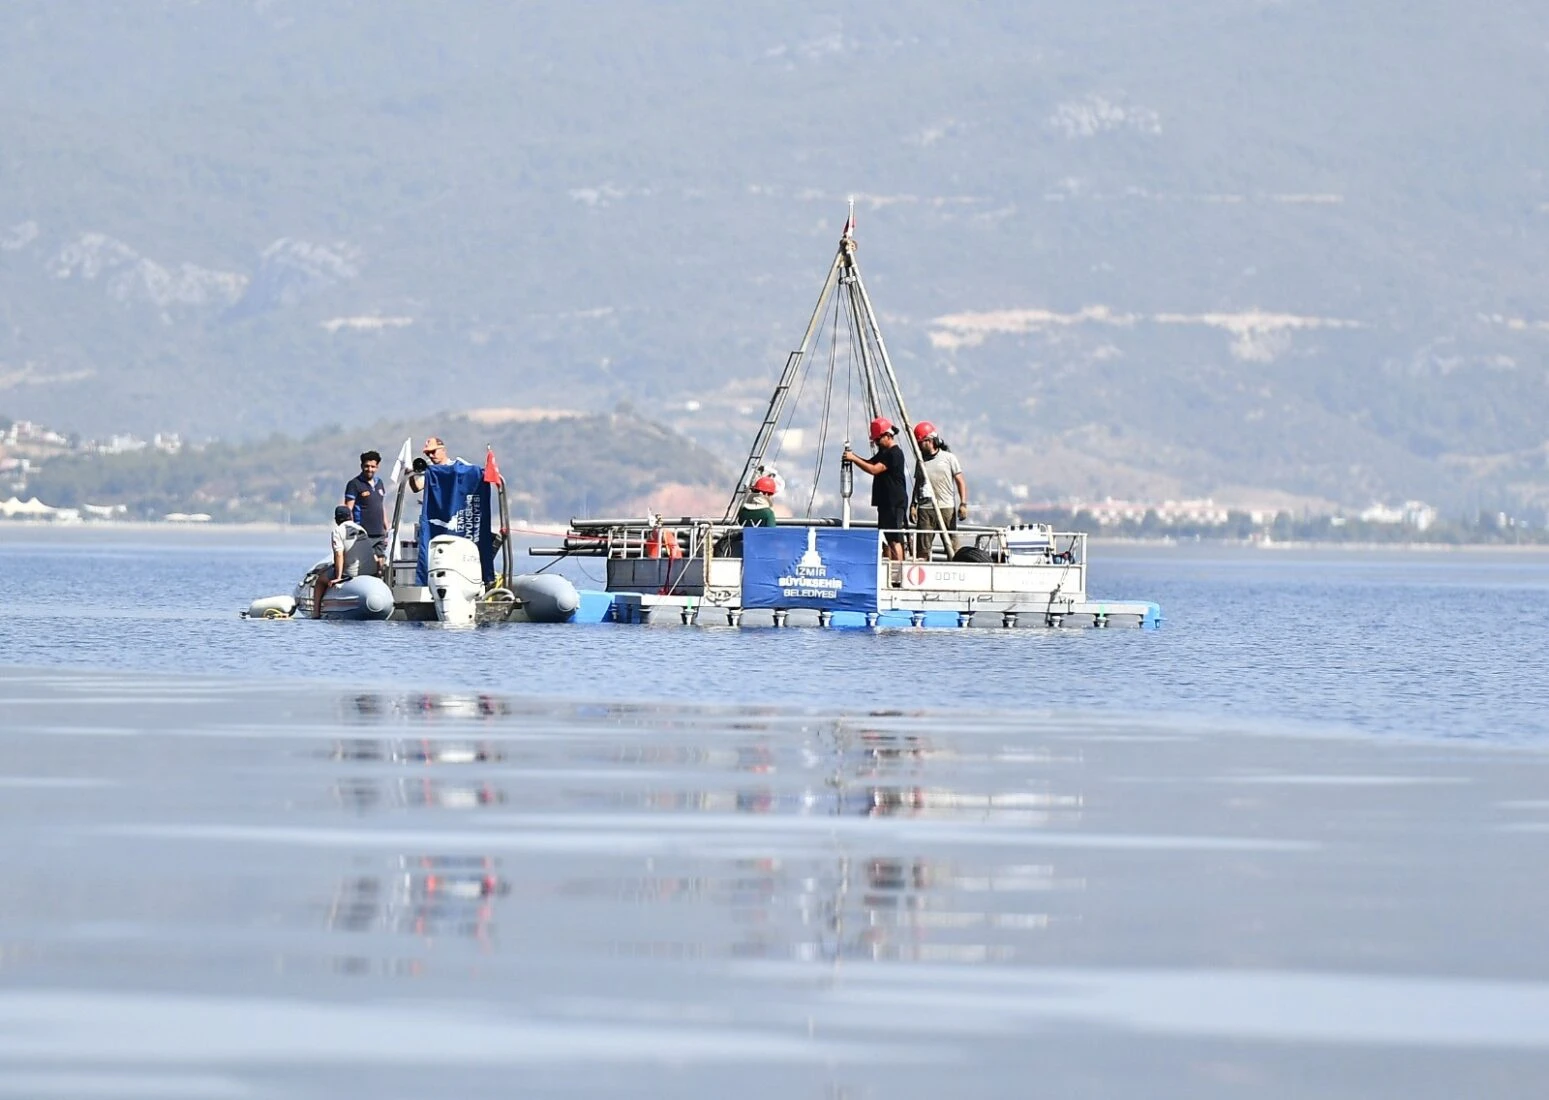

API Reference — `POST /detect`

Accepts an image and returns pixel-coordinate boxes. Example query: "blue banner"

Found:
[741,527,879,612]
[417,461,496,585]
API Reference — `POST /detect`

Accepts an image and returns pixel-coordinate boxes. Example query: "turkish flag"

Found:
[483,447,503,485]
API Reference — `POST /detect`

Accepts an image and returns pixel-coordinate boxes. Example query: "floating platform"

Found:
[604,591,1161,629]
[532,522,1162,631]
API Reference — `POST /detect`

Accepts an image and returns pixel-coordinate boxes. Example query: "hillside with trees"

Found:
[22,411,731,524]
[2,1,1548,517]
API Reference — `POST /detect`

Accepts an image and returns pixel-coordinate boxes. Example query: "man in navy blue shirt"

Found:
[343,451,388,571]
[842,417,910,563]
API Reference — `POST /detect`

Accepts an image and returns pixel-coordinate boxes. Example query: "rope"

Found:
[845,315,855,443]
[845,282,876,419]
[1042,535,1079,618]
[806,293,843,517]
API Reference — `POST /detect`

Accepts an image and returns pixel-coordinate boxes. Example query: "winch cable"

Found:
[845,311,856,448]
[1041,536,1079,619]
[806,293,844,517]
[844,294,867,440]
[845,279,882,421]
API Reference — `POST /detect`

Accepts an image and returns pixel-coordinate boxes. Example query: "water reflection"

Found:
[329,739,504,765]
[817,855,1076,964]
[325,698,515,961]
[311,709,1086,974]
[346,692,514,723]
[585,726,1087,967]
[591,725,1081,827]
[331,777,505,812]
[328,856,508,941]
[853,728,938,769]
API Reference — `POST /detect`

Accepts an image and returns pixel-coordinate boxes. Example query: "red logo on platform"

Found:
[906,566,927,586]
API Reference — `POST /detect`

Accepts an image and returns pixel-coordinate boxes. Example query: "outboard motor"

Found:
[428,535,484,626]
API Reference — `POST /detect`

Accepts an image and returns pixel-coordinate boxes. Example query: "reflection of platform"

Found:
[328,856,508,940]
[331,777,504,811]
[346,692,513,722]
[330,739,503,765]
[7,665,1546,1095]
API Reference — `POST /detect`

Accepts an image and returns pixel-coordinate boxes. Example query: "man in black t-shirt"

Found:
[343,450,388,571]
[842,417,910,562]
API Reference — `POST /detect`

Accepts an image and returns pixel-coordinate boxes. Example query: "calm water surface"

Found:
[3,526,1549,739]
[2,527,1548,1097]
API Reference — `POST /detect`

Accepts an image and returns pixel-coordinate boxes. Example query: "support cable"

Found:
[807,292,843,517]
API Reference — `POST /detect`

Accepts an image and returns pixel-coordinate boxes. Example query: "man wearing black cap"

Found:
[312,504,377,619]
[842,417,910,563]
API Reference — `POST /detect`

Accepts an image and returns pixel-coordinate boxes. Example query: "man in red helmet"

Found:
[910,421,969,558]
[843,417,909,562]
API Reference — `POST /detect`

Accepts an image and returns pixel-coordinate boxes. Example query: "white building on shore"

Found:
[1358,501,1437,530]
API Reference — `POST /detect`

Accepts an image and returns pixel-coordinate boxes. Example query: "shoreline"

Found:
[2,521,1544,552]
[1094,535,1549,553]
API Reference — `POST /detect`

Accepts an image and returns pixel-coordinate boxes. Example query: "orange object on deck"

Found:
[644,528,681,559]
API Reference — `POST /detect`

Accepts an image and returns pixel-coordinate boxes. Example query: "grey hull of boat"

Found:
[510,573,581,623]
[268,574,394,621]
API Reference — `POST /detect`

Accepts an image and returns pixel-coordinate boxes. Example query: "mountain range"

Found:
[3,0,1548,516]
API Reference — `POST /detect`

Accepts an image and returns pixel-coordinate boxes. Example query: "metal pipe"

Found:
[568,516,703,529]
[839,438,853,528]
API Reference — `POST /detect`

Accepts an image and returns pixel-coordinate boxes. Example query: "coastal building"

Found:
[1358,501,1437,530]
[0,496,80,522]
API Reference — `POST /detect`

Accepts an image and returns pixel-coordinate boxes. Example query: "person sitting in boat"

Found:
[739,474,780,527]
[910,421,969,559]
[312,505,380,619]
[343,450,389,574]
[842,417,909,562]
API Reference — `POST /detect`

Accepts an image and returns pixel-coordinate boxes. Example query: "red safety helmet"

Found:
[869,416,896,442]
[752,475,778,495]
[913,420,937,443]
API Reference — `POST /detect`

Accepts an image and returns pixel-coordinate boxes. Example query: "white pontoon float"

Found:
[534,211,1161,630]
